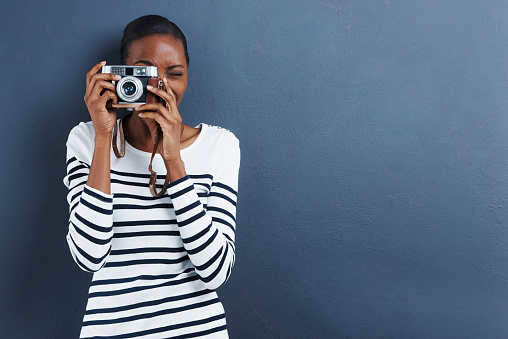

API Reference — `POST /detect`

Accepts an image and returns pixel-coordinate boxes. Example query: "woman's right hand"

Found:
[84,61,121,137]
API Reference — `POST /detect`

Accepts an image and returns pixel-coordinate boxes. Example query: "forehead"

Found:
[127,34,186,65]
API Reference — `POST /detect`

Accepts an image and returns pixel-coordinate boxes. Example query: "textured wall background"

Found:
[1,1,508,338]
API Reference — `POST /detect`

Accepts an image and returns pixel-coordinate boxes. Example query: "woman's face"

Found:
[125,34,188,107]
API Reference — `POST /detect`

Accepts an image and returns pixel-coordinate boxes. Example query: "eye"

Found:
[168,72,183,77]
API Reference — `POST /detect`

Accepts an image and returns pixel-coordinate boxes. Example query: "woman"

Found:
[64,15,240,338]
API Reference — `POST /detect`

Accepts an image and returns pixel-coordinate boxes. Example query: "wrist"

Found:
[164,158,186,182]
[94,134,113,152]
[95,133,112,145]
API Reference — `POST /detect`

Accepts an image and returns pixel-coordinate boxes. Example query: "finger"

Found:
[88,80,117,102]
[135,103,167,113]
[138,111,176,125]
[164,78,178,112]
[136,102,182,123]
[97,89,118,107]
[87,73,121,97]
[162,77,178,111]
[86,61,106,87]
[145,86,180,122]
[148,78,179,110]
[146,83,176,108]
[137,112,159,120]
[136,104,166,123]
[137,112,166,132]
[94,79,116,97]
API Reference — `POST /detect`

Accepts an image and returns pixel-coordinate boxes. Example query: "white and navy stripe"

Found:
[64,121,240,338]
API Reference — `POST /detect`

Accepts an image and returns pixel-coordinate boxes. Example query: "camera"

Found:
[101,65,161,108]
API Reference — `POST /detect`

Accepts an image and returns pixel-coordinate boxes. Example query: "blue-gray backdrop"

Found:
[1,1,508,338]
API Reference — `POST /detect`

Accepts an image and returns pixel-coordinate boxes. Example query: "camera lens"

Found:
[116,76,143,102]
[122,81,137,97]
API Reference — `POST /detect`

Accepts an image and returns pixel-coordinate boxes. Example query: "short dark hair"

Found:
[120,15,189,65]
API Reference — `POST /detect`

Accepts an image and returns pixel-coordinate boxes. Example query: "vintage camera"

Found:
[101,65,161,108]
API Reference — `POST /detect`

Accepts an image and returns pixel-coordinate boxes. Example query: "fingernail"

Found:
[135,106,141,110]
[114,75,121,80]
[137,112,143,116]
[147,85,153,90]
[101,61,107,65]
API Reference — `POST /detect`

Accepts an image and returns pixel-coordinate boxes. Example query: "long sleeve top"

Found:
[63,120,240,339]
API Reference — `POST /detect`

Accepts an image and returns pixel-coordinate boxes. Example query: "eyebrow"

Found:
[166,65,184,71]
[132,59,153,66]
[133,60,184,70]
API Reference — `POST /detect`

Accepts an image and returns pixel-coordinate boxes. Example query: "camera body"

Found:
[101,65,161,108]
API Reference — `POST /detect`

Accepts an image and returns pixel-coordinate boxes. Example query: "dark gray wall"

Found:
[1,1,508,338]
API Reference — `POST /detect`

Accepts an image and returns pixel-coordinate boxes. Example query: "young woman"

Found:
[64,15,240,338]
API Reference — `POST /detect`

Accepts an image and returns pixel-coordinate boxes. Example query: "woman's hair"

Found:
[120,15,189,65]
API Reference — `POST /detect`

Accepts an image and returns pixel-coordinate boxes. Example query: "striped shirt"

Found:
[64,121,240,338]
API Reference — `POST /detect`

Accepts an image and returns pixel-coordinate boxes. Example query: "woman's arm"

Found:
[64,61,120,272]
[84,61,120,194]
[136,83,241,289]
[87,134,113,193]
[64,124,115,272]
[168,135,240,290]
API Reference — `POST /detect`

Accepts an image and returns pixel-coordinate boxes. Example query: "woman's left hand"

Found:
[136,78,184,164]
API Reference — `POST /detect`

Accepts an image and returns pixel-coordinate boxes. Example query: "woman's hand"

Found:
[136,78,184,164]
[84,61,120,138]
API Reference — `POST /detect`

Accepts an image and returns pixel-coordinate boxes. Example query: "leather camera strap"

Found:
[148,126,170,197]
[112,116,169,197]
[111,118,125,158]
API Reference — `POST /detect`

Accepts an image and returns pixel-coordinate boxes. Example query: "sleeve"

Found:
[167,133,240,290]
[63,123,114,272]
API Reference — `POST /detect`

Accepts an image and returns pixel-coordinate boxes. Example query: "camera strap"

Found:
[112,117,169,197]
[112,118,125,158]
[148,126,170,197]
